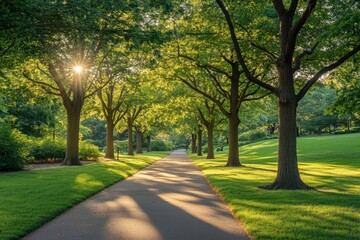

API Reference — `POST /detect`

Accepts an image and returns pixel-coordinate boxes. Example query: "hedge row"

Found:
[0,125,100,171]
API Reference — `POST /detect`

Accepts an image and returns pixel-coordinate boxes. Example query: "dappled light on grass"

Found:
[0,151,169,240]
[191,134,360,240]
[74,174,104,190]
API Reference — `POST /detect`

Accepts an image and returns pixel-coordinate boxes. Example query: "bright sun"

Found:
[74,66,83,73]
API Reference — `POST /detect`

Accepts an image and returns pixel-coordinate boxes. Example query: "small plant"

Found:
[79,140,100,160]
[0,124,29,170]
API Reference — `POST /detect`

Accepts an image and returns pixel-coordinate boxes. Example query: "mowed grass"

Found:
[191,133,360,240]
[0,151,169,240]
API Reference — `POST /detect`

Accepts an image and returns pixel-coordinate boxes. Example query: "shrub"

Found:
[29,138,66,161]
[202,146,208,153]
[79,141,100,160]
[0,124,29,170]
[239,129,267,142]
[113,140,128,153]
[151,139,172,151]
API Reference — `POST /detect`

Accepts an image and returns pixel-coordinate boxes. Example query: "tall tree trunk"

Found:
[227,114,240,166]
[226,66,241,166]
[127,118,134,155]
[206,125,215,159]
[197,127,203,156]
[136,129,143,154]
[63,106,81,165]
[146,135,151,152]
[105,120,115,159]
[191,133,196,153]
[262,66,311,189]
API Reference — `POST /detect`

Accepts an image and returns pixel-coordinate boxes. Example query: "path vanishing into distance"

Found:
[24,150,249,240]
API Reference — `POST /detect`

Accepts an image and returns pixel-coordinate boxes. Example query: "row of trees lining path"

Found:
[1,0,359,190]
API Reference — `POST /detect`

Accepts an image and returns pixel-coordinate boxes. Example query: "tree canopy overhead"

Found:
[0,0,359,191]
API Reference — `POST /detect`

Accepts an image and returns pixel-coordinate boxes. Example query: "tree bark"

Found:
[146,135,151,152]
[105,120,115,159]
[197,127,203,156]
[127,118,134,155]
[261,65,311,190]
[226,65,241,167]
[191,133,196,153]
[206,125,215,159]
[63,106,81,165]
[227,113,240,166]
[136,129,143,154]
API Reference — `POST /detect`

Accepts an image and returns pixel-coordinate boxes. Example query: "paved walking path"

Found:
[24,150,249,240]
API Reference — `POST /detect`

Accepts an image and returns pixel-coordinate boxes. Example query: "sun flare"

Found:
[73,65,83,73]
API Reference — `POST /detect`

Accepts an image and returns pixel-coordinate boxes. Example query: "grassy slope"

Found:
[0,152,169,240]
[191,133,360,240]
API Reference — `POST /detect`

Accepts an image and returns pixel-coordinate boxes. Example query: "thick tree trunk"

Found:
[105,120,115,159]
[136,129,143,154]
[262,66,312,190]
[197,128,203,156]
[191,133,196,153]
[206,125,215,159]
[63,106,81,165]
[146,135,151,152]
[127,118,134,155]
[226,66,241,166]
[226,114,240,166]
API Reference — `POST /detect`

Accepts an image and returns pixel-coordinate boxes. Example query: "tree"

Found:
[18,1,140,165]
[214,0,360,189]
[162,2,270,166]
[97,55,128,159]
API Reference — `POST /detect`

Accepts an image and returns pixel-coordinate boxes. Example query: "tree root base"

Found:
[259,179,315,190]
[225,163,243,167]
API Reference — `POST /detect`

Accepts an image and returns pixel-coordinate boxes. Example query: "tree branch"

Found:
[272,0,287,16]
[291,0,317,39]
[251,43,278,61]
[216,0,278,94]
[296,44,360,101]
[178,76,230,118]
[292,42,318,73]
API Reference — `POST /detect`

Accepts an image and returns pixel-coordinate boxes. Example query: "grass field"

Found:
[191,133,360,240]
[0,152,169,240]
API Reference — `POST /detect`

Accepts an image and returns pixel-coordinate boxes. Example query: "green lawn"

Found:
[0,152,169,240]
[191,133,360,240]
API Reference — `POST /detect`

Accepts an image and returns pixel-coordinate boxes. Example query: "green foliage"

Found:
[202,145,208,154]
[0,124,29,170]
[28,139,100,161]
[191,133,360,240]
[79,140,100,160]
[151,139,173,151]
[81,118,106,147]
[29,138,66,161]
[114,140,129,153]
[239,129,267,142]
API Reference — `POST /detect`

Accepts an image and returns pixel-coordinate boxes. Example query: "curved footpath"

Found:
[24,150,249,240]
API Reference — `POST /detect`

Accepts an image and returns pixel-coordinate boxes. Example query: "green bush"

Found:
[29,138,66,161]
[114,140,128,153]
[29,138,100,161]
[202,146,208,153]
[151,139,172,151]
[0,125,29,170]
[79,141,100,160]
[239,129,267,142]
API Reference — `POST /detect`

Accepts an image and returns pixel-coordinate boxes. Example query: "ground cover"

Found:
[0,152,169,240]
[191,133,360,240]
